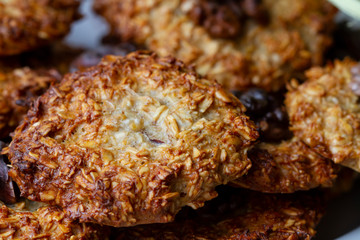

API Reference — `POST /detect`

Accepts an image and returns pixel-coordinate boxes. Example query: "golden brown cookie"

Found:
[6,51,258,227]
[0,200,108,240]
[0,0,80,56]
[286,60,360,172]
[0,67,60,139]
[94,0,336,91]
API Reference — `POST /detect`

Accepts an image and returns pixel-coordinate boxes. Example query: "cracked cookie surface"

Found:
[7,51,258,227]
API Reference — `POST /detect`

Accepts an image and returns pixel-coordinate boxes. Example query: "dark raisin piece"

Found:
[234,88,269,116]
[233,89,292,142]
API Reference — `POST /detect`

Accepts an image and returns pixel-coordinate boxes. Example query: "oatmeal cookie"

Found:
[0,67,60,139]
[6,52,258,227]
[286,59,360,172]
[232,137,337,193]
[0,0,80,56]
[94,0,336,91]
[114,187,325,240]
[0,200,107,240]
[231,89,337,193]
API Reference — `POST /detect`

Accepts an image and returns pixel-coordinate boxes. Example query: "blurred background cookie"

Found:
[0,0,80,56]
[0,67,60,140]
[94,0,336,91]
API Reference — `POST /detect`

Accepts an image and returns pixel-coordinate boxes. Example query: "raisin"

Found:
[234,88,269,116]
[234,88,292,142]
[188,0,267,39]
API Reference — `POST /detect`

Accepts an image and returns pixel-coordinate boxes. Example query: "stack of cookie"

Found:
[0,0,359,239]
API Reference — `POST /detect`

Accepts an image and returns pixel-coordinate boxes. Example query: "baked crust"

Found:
[94,0,336,91]
[0,200,107,240]
[6,51,258,227]
[285,59,360,172]
[0,0,79,56]
[114,187,325,240]
[232,137,337,193]
[0,67,60,139]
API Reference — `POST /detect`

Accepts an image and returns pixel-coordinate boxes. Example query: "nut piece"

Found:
[94,0,336,91]
[286,59,360,172]
[8,52,258,227]
[0,0,80,55]
[0,200,108,240]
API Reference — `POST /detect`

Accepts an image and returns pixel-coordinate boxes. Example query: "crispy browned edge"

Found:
[0,0,80,56]
[6,51,258,227]
[231,137,338,193]
[114,187,325,240]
